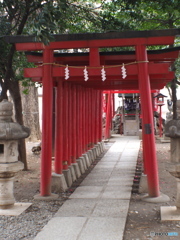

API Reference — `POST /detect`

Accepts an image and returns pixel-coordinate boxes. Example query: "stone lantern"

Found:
[153,93,167,138]
[0,99,30,214]
[161,118,180,220]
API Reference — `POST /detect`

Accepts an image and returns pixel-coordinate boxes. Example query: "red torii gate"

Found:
[6,29,180,199]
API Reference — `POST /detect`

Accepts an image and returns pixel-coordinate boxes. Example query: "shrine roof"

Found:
[4,28,180,44]
[25,46,180,65]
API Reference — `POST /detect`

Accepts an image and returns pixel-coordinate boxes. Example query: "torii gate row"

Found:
[6,28,180,198]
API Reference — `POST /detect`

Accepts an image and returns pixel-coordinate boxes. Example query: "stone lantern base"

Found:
[160,176,180,221]
[161,206,180,221]
[0,161,32,216]
[0,202,32,216]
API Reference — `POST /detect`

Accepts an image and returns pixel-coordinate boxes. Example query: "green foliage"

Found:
[99,0,180,32]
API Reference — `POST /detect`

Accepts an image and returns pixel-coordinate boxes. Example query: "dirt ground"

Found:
[13,139,180,240]
[14,142,42,201]
[124,139,180,240]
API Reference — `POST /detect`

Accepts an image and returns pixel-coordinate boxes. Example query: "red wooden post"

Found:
[110,92,113,133]
[41,48,53,196]
[89,47,100,66]
[62,82,69,170]
[159,105,163,138]
[82,87,86,153]
[79,86,83,156]
[95,90,100,144]
[54,80,63,174]
[136,44,160,197]
[84,88,89,151]
[89,89,94,147]
[89,48,100,146]
[110,93,114,129]
[93,90,97,144]
[92,89,96,145]
[105,91,112,139]
[112,93,115,118]
[88,88,92,149]
[76,86,80,158]
[68,83,72,166]
[72,84,77,163]
[98,90,103,142]
[94,90,97,144]
[141,118,148,175]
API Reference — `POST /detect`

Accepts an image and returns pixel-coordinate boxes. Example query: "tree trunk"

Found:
[20,84,41,142]
[8,80,28,170]
[171,78,177,120]
[166,85,172,100]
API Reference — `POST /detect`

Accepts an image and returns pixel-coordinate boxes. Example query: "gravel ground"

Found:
[0,142,111,240]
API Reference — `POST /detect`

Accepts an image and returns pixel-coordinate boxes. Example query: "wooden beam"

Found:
[24,62,172,79]
[25,47,180,64]
[15,35,175,51]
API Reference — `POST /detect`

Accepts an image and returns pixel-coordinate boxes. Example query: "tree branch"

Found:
[176,79,180,85]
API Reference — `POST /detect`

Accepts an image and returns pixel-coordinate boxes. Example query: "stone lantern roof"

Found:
[0,100,30,140]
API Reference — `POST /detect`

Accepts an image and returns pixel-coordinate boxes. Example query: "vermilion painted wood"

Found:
[71,84,77,163]
[92,90,96,145]
[85,88,89,151]
[15,36,175,51]
[136,44,160,198]
[159,105,163,138]
[94,90,98,144]
[28,80,171,92]
[96,90,100,143]
[90,89,94,147]
[88,88,92,148]
[97,90,101,142]
[79,86,83,156]
[109,93,112,131]
[62,82,69,170]
[90,89,93,146]
[90,89,93,147]
[27,71,174,90]
[77,77,172,89]
[108,92,112,139]
[93,90,97,144]
[76,86,80,158]
[112,93,115,118]
[103,90,157,94]
[141,128,148,175]
[41,49,53,196]
[89,47,100,67]
[89,48,101,145]
[25,49,179,64]
[68,83,72,166]
[84,88,87,151]
[98,91,103,142]
[82,87,86,153]
[54,80,63,174]
[24,62,172,79]
[105,92,112,139]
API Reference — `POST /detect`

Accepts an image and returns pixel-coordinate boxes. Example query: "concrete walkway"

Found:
[34,135,141,240]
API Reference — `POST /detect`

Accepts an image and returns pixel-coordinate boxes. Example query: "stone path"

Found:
[34,135,140,240]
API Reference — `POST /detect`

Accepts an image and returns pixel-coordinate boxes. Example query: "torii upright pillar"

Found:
[35,48,58,199]
[105,91,112,139]
[136,44,160,198]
